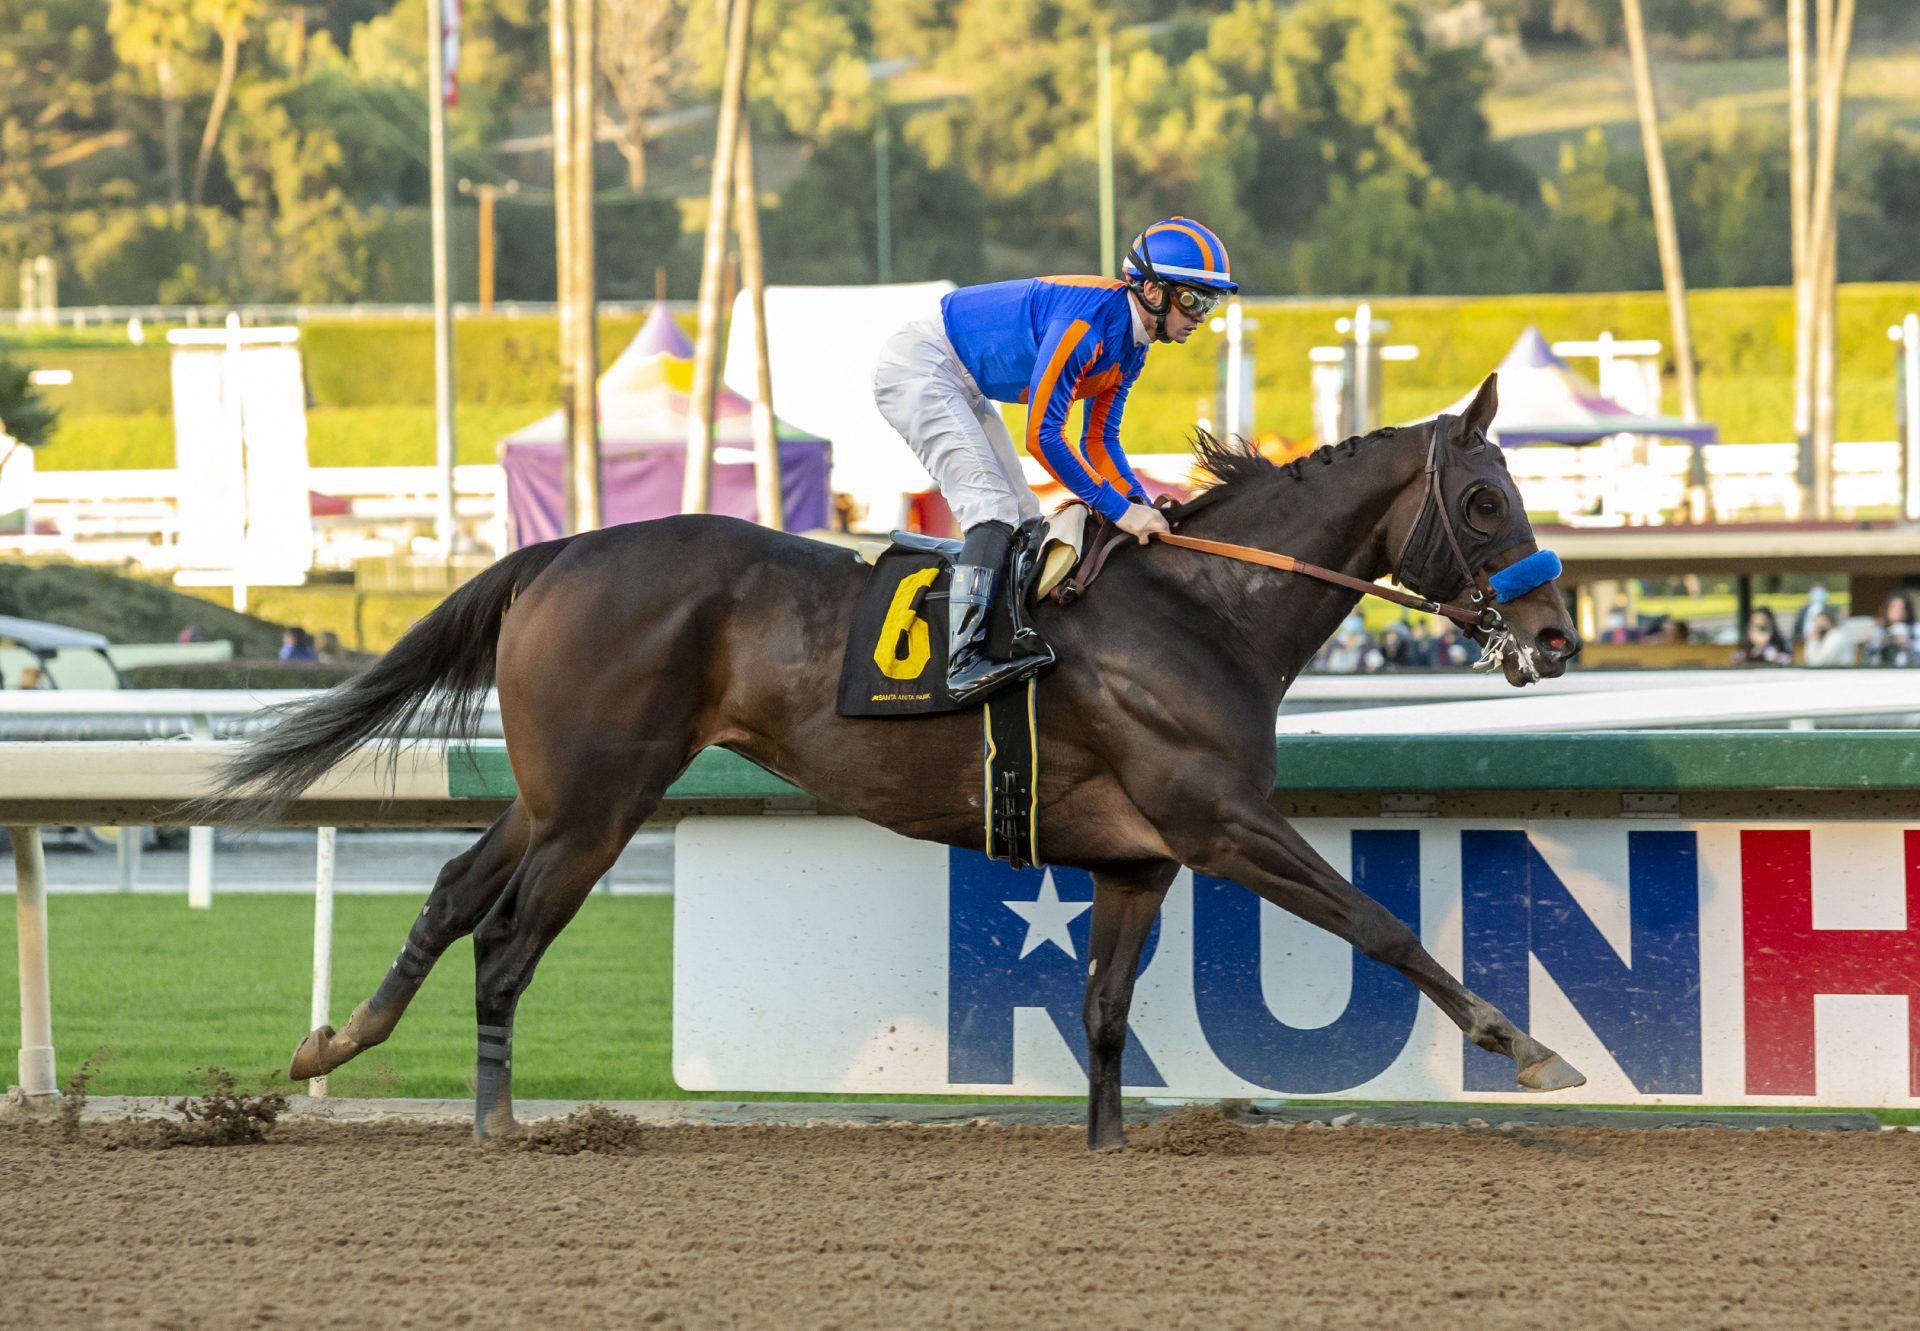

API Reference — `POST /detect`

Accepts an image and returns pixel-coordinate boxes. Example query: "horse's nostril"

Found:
[1538,627,1572,656]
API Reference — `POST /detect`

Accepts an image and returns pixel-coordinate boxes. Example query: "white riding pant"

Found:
[872,313,1042,533]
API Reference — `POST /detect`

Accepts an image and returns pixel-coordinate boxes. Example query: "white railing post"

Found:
[308,827,337,1098]
[187,713,214,909]
[116,827,141,892]
[11,826,57,1100]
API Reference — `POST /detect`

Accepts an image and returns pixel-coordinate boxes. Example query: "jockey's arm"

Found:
[1025,318,1133,523]
[1080,366,1149,505]
[1082,365,1166,543]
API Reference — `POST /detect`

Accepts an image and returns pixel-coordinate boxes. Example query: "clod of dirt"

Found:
[1132,1103,1253,1156]
[506,1104,652,1155]
[104,1068,289,1150]
[59,1051,105,1144]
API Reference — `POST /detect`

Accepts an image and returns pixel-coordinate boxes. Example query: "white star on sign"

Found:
[1003,872,1092,960]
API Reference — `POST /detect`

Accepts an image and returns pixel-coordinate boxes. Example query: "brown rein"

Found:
[1149,531,1487,629]
[1052,423,1508,633]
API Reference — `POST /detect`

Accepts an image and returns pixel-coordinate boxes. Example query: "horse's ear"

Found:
[1460,373,1498,442]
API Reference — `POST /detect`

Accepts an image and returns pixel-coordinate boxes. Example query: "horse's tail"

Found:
[200,535,580,824]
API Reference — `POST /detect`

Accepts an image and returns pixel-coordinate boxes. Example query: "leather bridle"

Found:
[1060,422,1518,637]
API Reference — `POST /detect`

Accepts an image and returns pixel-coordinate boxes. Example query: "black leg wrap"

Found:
[370,939,434,1011]
[476,1022,512,1068]
[475,1022,513,1125]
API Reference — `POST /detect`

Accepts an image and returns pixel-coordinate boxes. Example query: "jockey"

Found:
[873,216,1236,703]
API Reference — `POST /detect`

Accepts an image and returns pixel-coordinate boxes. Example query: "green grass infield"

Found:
[0,893,1045,1106]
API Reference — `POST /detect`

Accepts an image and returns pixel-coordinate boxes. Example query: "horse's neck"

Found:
[1178,447,1416,695]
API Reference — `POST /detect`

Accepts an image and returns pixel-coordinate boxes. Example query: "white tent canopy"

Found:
[723,282,955,522]
[1427,326,1717,446]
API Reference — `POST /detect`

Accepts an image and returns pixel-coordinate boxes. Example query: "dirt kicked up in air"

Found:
[40,1054,289,1150]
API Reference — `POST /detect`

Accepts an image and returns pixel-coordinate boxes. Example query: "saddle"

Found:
[836,506,1089,721]
[834,507,1091,869]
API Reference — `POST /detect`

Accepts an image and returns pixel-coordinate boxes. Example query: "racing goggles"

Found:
[1169,285,1222,318]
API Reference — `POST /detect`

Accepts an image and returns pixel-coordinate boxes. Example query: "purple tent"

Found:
[500,304,831,546]
[1433,326,1718,446]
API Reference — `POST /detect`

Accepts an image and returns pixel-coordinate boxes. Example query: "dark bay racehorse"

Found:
[214,374,1587,1148]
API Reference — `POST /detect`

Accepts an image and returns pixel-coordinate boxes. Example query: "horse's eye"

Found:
[1463,486,1508,535]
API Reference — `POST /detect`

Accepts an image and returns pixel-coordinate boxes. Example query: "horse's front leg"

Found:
[1083,861,1179,1151]
[1170,787,1585,1093]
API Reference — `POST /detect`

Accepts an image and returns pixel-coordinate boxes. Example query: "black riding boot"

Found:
[947,519,1055,704]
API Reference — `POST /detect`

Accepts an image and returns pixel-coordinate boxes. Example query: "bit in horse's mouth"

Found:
[1474,628,1542,684]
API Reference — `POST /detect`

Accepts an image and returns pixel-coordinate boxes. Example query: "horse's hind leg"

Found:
[1083,861,1179,1151]
[468,747,683,1139]
[289,801,530,1080]
[467,822,637,1139]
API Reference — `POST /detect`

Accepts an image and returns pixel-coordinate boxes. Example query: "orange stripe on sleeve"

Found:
[1026,320,1101,488]
[1083,393,1116,481]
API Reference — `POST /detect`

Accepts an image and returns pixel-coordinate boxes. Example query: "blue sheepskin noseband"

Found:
[1489,549,1561,603]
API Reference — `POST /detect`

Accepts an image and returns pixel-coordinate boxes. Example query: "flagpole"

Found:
[683,0,753,516]
[426,0,459,554]
[568,0,600,533]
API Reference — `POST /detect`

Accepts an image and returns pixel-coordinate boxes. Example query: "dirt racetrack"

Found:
[3,1108,1917,1330]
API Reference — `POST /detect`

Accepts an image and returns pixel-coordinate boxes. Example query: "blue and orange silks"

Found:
[939,277,1151,523]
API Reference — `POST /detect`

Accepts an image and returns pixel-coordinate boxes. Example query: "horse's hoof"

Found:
[1516,1052,1586,1092]
[288,1025,336,1081]
[476,1104,520,1142]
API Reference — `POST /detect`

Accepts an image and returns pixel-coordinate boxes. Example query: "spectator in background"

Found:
[314,630,347,666]
[1791,582,1830,648]
[1407,618,1435,666]
[1378,620,1430,669]
[279,626,318,663]
[1866,591,1918,667]
[1802,609,1859,667]
[177,625,205,644]
[1598,605,1639,645]
[1733,607,1792,667]
[1429,623,1476,668]
[1318,613,1384,673]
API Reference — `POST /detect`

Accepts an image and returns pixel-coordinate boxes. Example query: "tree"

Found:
[1219,0,1524,247]
[685,0,874,142]
[0,0,117,219]
[0,352,59,447]
[762,126,986,284]
[108,0,196,207]
[1291,176,1431,294]
[1109,43,1256,249]
[191,0,263,207]
[1538,131,1661,290]
[872,0,960,60]
[598,0,692,191]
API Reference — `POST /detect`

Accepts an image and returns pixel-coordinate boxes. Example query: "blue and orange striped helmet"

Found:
[1123,217,1237,294]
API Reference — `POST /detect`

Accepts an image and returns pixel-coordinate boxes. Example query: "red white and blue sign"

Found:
[673,818,1918,1107]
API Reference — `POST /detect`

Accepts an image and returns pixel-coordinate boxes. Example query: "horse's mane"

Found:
[1190,424,1403,494]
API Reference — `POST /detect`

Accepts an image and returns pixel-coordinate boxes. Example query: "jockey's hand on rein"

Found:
[1117,503,1170,544]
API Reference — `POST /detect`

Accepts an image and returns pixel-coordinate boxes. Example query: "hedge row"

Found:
[20,284,1920,471]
